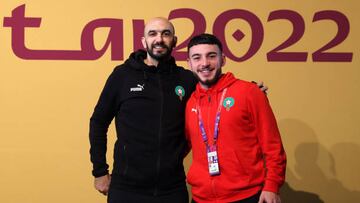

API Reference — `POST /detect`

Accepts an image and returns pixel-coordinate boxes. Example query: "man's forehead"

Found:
[144,18,174,33]
[189,44,220,55]
[146,28,172,33]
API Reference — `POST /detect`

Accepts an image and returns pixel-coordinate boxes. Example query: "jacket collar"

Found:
[126,50,176,73]
[194,72,237,98]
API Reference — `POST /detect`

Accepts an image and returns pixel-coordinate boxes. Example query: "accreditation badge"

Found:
[207,146,220,176]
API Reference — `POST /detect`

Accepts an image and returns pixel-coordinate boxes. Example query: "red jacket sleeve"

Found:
[184,98,193,157]
[247,84,286,193]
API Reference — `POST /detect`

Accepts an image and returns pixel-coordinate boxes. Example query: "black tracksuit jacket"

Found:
[89,50,197,195]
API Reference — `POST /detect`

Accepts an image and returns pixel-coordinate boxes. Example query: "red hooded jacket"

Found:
[185,73,286,203]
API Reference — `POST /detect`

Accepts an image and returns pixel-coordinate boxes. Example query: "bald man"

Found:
[89,17,197,203]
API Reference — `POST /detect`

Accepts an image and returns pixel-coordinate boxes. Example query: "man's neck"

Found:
[144,56,159,67]
[199,83,210,90]
[198,74,223,90]
[143,53,172,67]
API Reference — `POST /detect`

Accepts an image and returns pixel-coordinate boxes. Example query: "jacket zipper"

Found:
[123,145,128,175]
[154,73,164,196]
[208,93,218,200]
[211,178,218,201]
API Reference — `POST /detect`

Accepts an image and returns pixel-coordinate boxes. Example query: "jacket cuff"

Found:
[92,170,109,178]
[263,180,280,193]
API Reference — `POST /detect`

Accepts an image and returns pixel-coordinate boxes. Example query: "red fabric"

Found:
[185,73,286,203]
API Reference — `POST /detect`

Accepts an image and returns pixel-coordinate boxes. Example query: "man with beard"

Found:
[89,17,196,203]
[185,34,286,203]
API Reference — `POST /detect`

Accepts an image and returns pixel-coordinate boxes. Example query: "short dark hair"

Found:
[187,33,223,53]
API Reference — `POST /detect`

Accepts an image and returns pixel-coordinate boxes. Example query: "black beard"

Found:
[146,43,173,61]
[193,68,222,88]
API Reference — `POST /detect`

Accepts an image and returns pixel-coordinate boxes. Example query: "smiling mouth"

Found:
[198,68,214,75]
[153,44,167,49]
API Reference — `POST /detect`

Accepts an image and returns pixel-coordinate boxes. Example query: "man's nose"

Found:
[201,58,210,67]
[154,33,164,43]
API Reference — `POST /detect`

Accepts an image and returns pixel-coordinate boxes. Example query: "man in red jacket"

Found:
[185,33,286,203]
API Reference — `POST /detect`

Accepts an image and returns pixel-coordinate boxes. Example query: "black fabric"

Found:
[191,191,261,203]
[108,186,189,203]
[90,50,197,195]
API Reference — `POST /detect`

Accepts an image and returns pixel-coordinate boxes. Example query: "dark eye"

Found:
[148,31,157,36]
[209,53,218,58]
[192,56,200,61]
[162,31,172,37]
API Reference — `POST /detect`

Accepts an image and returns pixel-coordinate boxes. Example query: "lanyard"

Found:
[196,88,227,147]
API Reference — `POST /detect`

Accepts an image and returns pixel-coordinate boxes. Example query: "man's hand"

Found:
[257,81,268,94]
[252,81,269,94]
[94,174,111,195]
[258,191,281,203]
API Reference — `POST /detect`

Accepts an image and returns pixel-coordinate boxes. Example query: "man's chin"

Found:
[150,53,171,61]
[199,74,222,87]
[199,79,215,88]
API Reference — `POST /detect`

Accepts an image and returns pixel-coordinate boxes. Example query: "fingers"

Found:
[260,85,268,94]
[257,81,268,94]
[258,191,281,203]
[98,188,109,196]
[94,174,111,196]
[96,183,109,195]
[258,193,265,203]
[251,81,268,94]
[277,195,281,203]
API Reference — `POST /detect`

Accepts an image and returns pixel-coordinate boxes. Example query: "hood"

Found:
[125,49,177,73]
[123,49,178,84]
[193,72,237,98]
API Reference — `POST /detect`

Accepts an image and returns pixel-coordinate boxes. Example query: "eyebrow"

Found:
[190,53,200,58]
[147,29,172,34]
[190,51,217,58]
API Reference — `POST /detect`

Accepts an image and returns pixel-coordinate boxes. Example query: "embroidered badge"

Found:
[175,86,185,101]
[223,97,235,111]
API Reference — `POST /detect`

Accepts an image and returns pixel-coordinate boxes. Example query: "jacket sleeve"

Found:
[89,67,121,177]
[247,84,286,193]
[184,99,193,157]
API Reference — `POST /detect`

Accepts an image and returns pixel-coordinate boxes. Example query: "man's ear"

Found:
[141,37,146,49]
[221,53,226,67]
[187,58,191,70]
[172,36,178,48]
